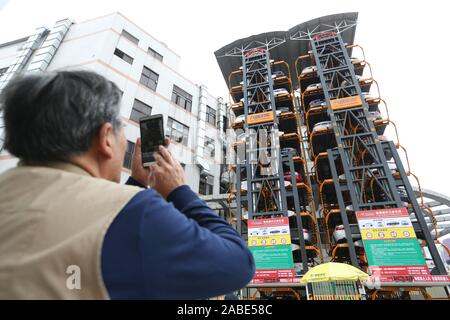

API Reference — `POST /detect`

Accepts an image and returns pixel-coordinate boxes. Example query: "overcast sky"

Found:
[1,0,449,196]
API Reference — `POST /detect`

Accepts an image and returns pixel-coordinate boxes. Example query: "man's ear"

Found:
[96,122,114,159]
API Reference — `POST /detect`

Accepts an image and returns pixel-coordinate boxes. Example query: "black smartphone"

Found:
[139,114,164,167]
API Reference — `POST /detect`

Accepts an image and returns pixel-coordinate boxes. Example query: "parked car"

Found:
[240,182,261,192]
[276,106,291,113]
[312,120,332,133]
[350,57,364,65]
[272,70,285,78]
[305,82,322,92]
[284,171,303,183]
[281,147,298,157]
[368,111,382,121]
[233,114,246,125]
[397,188,409,202]
[360,92,371,99]
[309,99,326,108]
[292,229,311,244]
[273,88,290,96]
[300,65,317,77]
[340,74,372,87]
[333,225,347,243]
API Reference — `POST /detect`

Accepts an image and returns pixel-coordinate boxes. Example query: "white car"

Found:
[240,181,262,192]
[332,225,359,244]
[305,82,322,92]
[333,225,347,243]
[233,114,246,125]
[368,111,382,121]
[360,92,372,101]
[312,121,332,133]
[292,229,311,245]
[340,74,372,87]
[272,70,285,78]
[273,88,290,97]
[351,57,364,65]
[300,65,317,77]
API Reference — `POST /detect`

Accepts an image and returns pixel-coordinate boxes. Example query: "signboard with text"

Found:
[357,208,450,283]
[247,111,274,125]
[248,217,295,284]
[330,95,362,110]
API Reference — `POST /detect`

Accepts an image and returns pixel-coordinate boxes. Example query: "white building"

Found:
[0,12,229,196]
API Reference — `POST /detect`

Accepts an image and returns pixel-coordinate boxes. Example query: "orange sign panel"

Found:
[247,111,274,125]
[330,96,362,110]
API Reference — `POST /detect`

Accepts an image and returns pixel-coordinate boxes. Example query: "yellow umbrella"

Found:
[301,262,369,283]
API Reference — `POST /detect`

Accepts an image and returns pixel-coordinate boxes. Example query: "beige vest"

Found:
[0,163,141,299]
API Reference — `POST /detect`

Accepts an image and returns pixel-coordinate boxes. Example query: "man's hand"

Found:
[131,138,150,187]
[149,141,186,199]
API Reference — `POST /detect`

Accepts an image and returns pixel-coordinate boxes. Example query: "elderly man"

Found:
[0,70,255,299]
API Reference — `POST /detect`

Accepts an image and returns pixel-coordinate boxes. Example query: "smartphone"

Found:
[139,114,165,167]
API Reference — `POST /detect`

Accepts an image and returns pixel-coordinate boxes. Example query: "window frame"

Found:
[121,29,139,45]
[204,136,215,158]
[167,117,189,146]
[199,173,214,195]
[130,99,152,123]
[114,48,134,65]
[140,66,159,91]
[205,105,216,126]
[171,85,193,112]
[148,47,163,62]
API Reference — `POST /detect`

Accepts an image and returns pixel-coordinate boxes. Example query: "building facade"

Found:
[0,12,230,196]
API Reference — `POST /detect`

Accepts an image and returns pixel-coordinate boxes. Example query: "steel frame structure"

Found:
[307,33,447,275]
[228,48,319,276]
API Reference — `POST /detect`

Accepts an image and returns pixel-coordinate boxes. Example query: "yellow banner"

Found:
[330,96,362,110]
[361,227,417,240]
[248,234,291,246]
[247,111,274,125]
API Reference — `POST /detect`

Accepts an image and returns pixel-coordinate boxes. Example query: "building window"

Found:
[171,85,192,112]
[130,99,152,123]
[140,66,159,91]
[204,137,215,158]
[121,29,139,45]
[114,48,134,65]
[167,117,189,146]
[222,115,228,133]
[219,146,229,194]
[148,47,163,62]
[206,106,216,126]
[199,173,214,195]
[123,140,135,169]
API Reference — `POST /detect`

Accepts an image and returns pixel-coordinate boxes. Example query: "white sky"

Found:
[1,0,449,195]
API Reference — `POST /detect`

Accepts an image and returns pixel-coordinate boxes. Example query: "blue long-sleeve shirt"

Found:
[101,177,255,299]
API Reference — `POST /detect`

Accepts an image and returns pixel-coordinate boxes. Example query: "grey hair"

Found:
[0,70,123,163]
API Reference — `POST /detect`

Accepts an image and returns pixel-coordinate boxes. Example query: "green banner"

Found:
[250,245,294,270]
[364,238,426,266]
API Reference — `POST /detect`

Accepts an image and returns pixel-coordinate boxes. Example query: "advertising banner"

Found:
[357,208,450,283]
[248,217,295,283]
